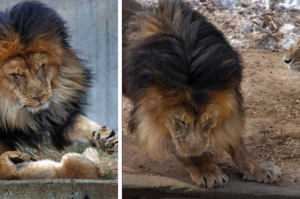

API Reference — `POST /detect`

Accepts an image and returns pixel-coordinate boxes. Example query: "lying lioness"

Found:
[0,148,103,180]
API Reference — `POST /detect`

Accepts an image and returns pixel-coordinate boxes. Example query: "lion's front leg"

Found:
[228,141,281,183]
[176,154,228,188]
[65,115,118,155]
[214,117,281,184]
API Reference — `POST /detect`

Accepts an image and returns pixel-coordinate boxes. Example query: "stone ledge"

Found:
[0,179,117,199]
[123,174,300,199]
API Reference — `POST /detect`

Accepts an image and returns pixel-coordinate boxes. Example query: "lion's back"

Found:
[122,0,242,106]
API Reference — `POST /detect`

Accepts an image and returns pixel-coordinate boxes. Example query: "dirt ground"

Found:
[122,48,300,189]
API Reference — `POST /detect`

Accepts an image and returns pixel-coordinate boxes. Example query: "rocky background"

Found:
[140,0,300,50]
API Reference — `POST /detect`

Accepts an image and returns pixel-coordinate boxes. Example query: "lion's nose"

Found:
[284,58,292,64]
[33,94,45,101]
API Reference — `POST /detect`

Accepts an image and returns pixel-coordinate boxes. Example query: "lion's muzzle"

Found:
[172,131,209,156]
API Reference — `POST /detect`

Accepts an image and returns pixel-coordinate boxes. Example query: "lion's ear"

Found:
[0,33,23,66]
[26,37,63,59]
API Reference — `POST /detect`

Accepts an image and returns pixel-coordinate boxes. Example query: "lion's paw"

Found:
[243,164,281,183]
[190,168,228,188]
[82,148,99,160]
[89,126,118,155]
[4,151,27,164]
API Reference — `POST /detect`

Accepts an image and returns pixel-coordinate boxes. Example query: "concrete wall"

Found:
[0,0,119,133]
[0,180,117,199]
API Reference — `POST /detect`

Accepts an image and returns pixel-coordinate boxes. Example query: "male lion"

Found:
[123,0,281,188]
[283,38,300,71]
[0,1,117,178]
[0,148,103,180]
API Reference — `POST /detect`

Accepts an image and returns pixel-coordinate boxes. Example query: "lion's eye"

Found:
[38,64,45,72]
[11,73,22,78]
[203,119,212,126]
[175,118,184,124]
[175,119,188,128]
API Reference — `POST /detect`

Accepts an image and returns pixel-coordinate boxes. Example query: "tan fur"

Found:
[0,148,103,180]
[283,37,300,71]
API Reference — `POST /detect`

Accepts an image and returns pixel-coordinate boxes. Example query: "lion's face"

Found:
[164,104,218,156]
[132,89,237,159]
[1,53,56,114]
[283,39,300,71]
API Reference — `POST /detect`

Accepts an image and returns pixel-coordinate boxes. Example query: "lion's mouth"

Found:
[173,138,207,157]
[27,102,50,114]
[175,146,205,157]
[170,130,208,156]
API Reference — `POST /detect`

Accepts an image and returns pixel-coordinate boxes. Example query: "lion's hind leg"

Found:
[0,151,27,180]
[82,148,104,177]
[59,148,103,179]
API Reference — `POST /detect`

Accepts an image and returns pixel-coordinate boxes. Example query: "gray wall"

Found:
[0,0,118,133]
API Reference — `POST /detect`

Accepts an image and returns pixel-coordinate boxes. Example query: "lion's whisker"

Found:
[10,104,24,113]
[50,98,62,106]
[20,106,28,115]
[52,92,66,100]
[151,149,177,160]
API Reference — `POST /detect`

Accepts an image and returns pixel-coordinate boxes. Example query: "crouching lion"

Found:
[123,0,281,188]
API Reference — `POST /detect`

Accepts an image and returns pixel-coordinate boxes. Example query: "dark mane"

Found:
[0,1,70,47]
[123,0,242,107]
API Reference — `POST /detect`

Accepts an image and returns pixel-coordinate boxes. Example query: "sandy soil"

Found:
[122,48,300,188]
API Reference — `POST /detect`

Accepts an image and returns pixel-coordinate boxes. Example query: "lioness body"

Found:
[123,0,281,188]
[0,148,103,180]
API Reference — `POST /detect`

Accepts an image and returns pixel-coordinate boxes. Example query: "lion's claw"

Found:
[190,170,228,188]
[242,164,281,183]
[90,126,118,155]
